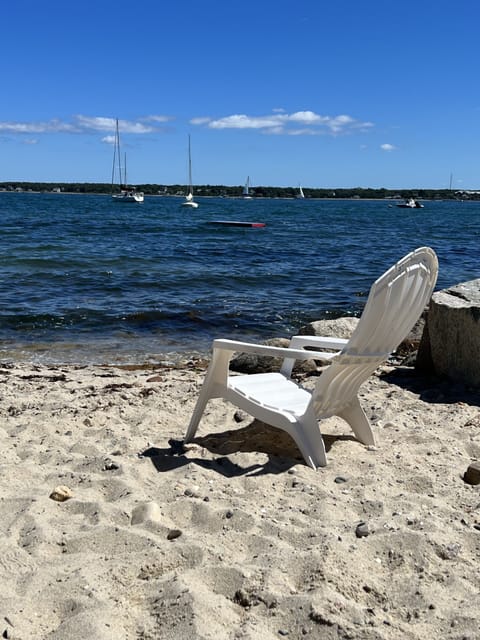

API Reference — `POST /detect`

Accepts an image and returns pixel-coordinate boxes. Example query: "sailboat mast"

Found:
[188,134,193,190]
[111,119,118,191]
[116,119,123,189]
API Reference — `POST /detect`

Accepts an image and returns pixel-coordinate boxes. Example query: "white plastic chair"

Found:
[185,247,438,469]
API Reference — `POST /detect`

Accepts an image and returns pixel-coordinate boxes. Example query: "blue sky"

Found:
[1,0,478,189]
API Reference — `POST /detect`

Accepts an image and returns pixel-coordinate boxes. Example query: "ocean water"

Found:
[0,192,478,364]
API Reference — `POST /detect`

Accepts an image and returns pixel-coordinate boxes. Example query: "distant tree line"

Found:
[0,182,477,200]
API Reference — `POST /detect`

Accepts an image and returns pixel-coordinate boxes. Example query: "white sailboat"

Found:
[182,134,198,208]
[242,176,252,199]
[111,118,144,203]
[296,184,305,199]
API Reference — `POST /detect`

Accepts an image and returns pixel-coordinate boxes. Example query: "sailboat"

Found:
[242,176,252,199]
[111,119,144,203]
[296,184,305,199]
[182,134,198,208]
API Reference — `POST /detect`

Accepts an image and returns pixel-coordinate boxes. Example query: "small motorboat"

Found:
[397,197,424,209]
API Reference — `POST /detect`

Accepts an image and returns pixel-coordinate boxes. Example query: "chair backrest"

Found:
[311,247,438,416]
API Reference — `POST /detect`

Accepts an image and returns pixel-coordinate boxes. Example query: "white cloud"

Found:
[0,119,77,133]
[0,115,159,136]
[142,115,173,123]
[381,143,396,152]
[189,117,212,125]
[101,135,116,145]
[208,114,283,129]
[287,110,326,124]
[75,116,154,134]
[191,110,374,136]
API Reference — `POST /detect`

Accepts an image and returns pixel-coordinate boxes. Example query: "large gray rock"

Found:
[230,338,318,375]
[301,316,423,361]
[417,279,480,387]
[299,317,359,338]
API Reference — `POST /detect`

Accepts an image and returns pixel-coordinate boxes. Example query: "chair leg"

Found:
[185,385,212,442]
[338,396,375,446]
[185,347,233,443]
[285,410,327,469]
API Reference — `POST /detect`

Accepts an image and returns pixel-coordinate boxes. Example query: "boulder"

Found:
[417,279,480,387]
[301,316,424,362]
[298,317,359,338]
[230,338,317,375]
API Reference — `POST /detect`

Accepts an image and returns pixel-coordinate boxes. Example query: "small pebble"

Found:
[355,522,369,538]
[234,410,248,423]
[463,463,480,486]
[167,529,182,540]
[334,476,348,484]
[49,485,73,502]
[438,543,461,560]
[103,459,120,471]
[184,485,200,497]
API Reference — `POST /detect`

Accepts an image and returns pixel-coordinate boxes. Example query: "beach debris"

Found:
[436,543,461,560]
[49,485,73,502]
[334,476,348,484]
[355,522,369,538]
[131,501,163,525]
[103,458,120,471]
[146,374,164,383]
[167,528,182,540]
[234,409,249,423]
[182,442,204,455]
[463,462,480,485]
[184,485,200,498]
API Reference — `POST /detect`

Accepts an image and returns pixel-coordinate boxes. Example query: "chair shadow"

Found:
[380,367,480,407]
[140,419,355,478]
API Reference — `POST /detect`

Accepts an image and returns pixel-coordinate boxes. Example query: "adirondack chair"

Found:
[184,247,438,469]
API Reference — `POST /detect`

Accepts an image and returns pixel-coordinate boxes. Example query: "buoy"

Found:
[209,220,266,228]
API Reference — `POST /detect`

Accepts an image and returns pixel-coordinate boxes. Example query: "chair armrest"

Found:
[212,338,338,362]
[289,335,349,351]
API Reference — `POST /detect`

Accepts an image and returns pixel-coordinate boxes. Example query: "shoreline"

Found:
[0,190,464,202]
[1,358,479,638]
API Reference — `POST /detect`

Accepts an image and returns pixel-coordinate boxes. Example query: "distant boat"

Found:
[182,135,198,208]
[111,118,144,203]
[397,197,424,209]
[296,185,305,199]
[242,176,252,199]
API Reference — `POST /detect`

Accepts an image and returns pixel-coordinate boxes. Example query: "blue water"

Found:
[0,192,478,364]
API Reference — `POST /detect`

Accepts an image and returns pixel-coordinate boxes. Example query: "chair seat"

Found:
[228,372,312,416]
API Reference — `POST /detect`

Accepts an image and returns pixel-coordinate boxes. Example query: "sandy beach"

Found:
[1,358,479,639]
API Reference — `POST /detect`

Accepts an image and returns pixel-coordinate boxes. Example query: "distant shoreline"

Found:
[0,190,470,202]
[1,182,475,200]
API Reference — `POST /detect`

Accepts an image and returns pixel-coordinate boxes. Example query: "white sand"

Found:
[1,360,479,639]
